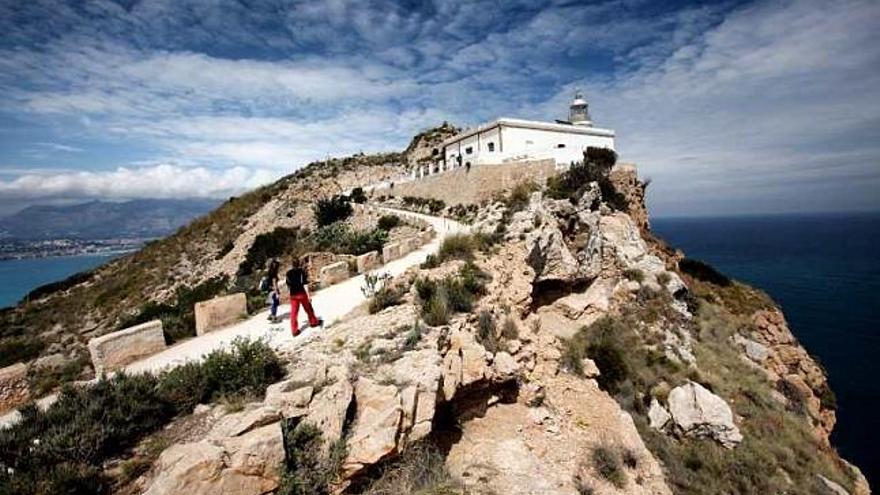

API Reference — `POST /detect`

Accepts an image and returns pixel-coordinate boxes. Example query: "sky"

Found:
[0,0,878,217]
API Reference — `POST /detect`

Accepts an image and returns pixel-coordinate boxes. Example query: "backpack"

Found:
[258,276,270,292]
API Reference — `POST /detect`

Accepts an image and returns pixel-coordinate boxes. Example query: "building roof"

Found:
[439,117,615,148]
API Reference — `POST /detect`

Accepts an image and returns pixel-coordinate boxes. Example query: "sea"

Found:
[652,212,880,489]
[1,213,877,486]
[0,254,118,308]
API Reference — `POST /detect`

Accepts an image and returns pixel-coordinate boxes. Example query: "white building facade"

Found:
[415,92,615,178]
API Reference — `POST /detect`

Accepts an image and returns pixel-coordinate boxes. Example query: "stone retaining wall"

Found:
[88,320,167,375]
[372,159,557,206]
[0,363,29,413]
[320,261,351,286]
[356,251,381,273]
[382,242,402,263]
[195,293,248,335]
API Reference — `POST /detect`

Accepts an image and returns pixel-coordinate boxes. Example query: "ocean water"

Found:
[0,254,116,308]
[652,212,880,488]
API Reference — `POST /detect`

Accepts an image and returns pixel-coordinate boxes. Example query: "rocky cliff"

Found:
[130,158,867,494]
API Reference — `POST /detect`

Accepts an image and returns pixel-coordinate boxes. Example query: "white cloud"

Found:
[0,164,277,200]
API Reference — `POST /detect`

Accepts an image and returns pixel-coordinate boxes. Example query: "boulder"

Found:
[303,379,353,444]
[667,381,742,448]
[816,474,850,495]
[145,424,283,495]
[209,404,281,439]
[493,351,519,379]
[343,378,403,477]
[648,398,671,431]
[525,209,579,283]
[0,362,29,412]
[264,383,313,418]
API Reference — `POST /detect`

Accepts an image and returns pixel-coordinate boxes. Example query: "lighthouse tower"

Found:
[569,90,592,127]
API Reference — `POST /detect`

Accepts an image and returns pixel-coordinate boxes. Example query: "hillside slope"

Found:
[0,198,221,240]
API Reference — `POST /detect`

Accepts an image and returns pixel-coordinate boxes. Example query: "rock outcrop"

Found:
[666,381,743,449]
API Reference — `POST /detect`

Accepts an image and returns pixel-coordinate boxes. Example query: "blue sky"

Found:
[0,0,878,217]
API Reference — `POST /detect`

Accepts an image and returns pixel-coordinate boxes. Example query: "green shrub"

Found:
[314,223,387,256]
[679,258,731,287]
[546,147,626,211]
[437,234,475,261]
[278,421,346,495]
[622,268,645,283]
[504,180,539,212]
[349,187,367,204]
[477,310,500,353]
[358,444,462,494]
[401,196,445,214]
[314,195,353,227]
[0,339,283,494]
[592,445,626,488]
[420,254,439,269]
[27,351,89,396]
[416,263,489,326]
[238,227,303,276]
[0,335,45,367]
[402,321,423,351]
[369,285,405,314]
[377,214,402,231]
[21,270,96,303]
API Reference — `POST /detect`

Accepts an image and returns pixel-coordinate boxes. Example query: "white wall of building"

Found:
[440,120,614,173]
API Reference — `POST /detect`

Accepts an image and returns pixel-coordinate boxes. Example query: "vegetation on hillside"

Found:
[560,268,857,493]
[0,339,283,495]
[547,147,628,211]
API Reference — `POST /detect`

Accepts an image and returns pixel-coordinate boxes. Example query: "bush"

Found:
[416,263,489,326]
[377,214,402,231]
[21,270,96,303]
[349,187,367,204]
[679,258,731,287]
[477,310,500,353]
[420,254,439,269]
[592,445,626,488]
[369,285,405,314]
[401,196,445,214]
[546,147,627,211]
[278,421,346,495]
[622,268,645,283]
[238,227,303,276]
[504,180,539,212]
[560,316,631,393]
[0,339,283,494]
[314,223,387,256]
[358,444,462,494]
[437,233,475,262]
[314,195,353,227]
[0,335,45,367]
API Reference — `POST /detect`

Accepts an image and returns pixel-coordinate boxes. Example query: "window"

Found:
[557,143,566,148]
[465,146,473,155]
[487,142,495,152]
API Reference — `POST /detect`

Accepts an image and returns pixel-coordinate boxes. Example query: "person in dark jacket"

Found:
[267,258,281,323]
[285,256,322,336]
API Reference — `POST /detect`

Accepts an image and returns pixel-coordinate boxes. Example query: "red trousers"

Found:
[290,291,319,335]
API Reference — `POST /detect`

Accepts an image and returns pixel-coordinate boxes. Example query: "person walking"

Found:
[266,258,281,323]
[285,256,322,336]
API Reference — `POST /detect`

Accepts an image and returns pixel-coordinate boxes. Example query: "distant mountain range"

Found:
[0,198,221,240]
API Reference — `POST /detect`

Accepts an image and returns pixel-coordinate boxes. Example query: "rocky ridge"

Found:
[133,162,869,495]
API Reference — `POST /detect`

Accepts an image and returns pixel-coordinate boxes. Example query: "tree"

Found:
[313,195,353,227]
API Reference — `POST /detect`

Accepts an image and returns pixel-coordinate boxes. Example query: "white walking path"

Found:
[0,207,466,428]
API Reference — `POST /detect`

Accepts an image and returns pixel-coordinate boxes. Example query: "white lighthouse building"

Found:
[417,91,615,178]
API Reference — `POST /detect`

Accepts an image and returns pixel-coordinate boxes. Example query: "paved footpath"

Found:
[0,207,466,427]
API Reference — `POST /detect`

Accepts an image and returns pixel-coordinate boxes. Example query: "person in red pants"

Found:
[285,256,323,336]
